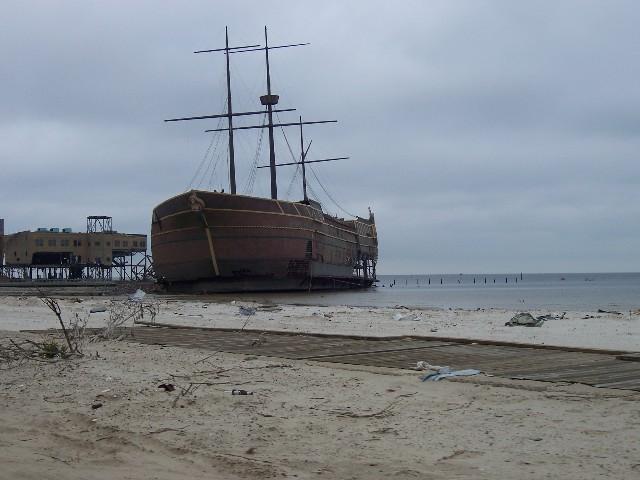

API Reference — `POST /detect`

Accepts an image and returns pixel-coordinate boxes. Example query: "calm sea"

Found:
[230,273,640,312]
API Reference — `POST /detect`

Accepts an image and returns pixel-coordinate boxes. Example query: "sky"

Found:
[1,0,639,274]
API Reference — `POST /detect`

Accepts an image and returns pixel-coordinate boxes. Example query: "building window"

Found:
[123,241,128,247]
[106,241,111,246]
[115,240,121,247]
[35,239,44,247]
[94,241,100,246]
[48,239,56,247]
[133,241,138,247]
[141,241,146,248]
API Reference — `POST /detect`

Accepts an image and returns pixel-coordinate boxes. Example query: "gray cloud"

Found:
[1,0,639,273]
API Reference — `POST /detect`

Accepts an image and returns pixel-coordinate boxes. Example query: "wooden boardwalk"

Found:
[124,326,640,391]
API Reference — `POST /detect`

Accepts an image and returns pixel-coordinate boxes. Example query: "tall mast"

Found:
[262,26,279,199]
[225,27,237,194]
[298,116,308,203]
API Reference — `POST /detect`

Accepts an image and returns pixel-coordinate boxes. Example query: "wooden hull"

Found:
[151,191,378,293]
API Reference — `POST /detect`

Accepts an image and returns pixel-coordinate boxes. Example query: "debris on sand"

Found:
[229,389,254,395]
[421,368,481,382]
[129,289,147,303]
[505,312,545,327]
[536,312,567,322]
[414,361,448,371]
[257,305,283,312]
[597,309,622,315]
[238,306,257,316]
[393,313,420,322]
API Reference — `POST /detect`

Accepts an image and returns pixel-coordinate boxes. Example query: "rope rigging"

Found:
[198,140,224,190]
[285,164,302,199]
[186,93,227,191]
[274,110,304,200]
[308,164,358,218]
[242,112,267,195]
[205,142,226,191]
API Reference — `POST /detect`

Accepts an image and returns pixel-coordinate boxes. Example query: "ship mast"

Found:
[224,27,237,194]
[262,27,279,199]
[299,116,309,203]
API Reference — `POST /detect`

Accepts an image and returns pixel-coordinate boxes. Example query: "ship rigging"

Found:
[165,26,347,205]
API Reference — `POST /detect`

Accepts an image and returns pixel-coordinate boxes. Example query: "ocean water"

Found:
[231,273,640,312]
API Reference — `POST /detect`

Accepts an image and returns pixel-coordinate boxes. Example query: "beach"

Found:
[1,294,639,479]
[2,294,638,351]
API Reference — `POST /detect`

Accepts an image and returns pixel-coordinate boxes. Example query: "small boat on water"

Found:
[151,27,378,293]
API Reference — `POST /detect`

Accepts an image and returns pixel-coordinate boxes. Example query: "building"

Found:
[0,216,149,281]
[0,218,4,265]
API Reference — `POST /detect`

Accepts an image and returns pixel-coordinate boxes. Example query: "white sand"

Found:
[1,331,639,479]
[1,295,638,351]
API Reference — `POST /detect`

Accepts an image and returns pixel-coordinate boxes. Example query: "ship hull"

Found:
[151,191,378,293]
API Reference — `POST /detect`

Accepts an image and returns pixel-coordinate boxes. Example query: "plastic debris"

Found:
[414,361,449,371]
[230,389,254,395]
[129,289,146,303]
[393,312,420,321]
[421,368,481,382]
[505,312,544,327]
[89,307,107,314]
[158,383,175,392]
[536,312,566,322]
[91,402,103,409]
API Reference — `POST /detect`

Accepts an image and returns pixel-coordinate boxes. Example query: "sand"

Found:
[1,295,638,351]
[1,294,639,479]
[1,330,639,480]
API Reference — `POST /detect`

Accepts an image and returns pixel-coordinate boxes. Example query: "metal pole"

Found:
[225,27,237,194]
[265,26,277,199]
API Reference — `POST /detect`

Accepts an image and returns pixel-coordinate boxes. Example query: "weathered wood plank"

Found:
[118,327,640,391]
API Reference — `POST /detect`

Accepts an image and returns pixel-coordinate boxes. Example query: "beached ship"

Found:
[151,27,378,292]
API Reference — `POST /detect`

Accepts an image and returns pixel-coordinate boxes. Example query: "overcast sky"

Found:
[1,1,639,274]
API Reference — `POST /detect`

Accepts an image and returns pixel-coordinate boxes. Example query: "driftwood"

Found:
[100,300,159,339]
